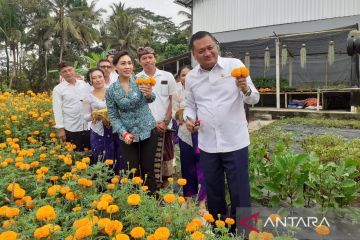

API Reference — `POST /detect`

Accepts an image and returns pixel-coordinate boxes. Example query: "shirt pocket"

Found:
[160,80,169,96]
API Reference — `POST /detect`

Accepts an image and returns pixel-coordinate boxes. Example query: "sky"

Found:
[94,0,189,26]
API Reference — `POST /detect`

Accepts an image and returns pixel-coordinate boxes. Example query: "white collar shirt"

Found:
[184,56,260,153]
[52,79,92,132]
[137,68,178,129]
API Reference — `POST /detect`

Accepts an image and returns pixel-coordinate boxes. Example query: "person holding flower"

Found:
[184,31,259,230]
[106,51,158,193]
[83,68,123,173]
[172,65,207,212]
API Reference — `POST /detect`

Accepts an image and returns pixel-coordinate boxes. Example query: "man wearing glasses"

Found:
[97,59,117,88]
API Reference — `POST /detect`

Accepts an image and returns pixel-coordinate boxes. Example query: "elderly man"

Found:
[136,47,178,187]
[52,61,91,151]
[184,31,260,227]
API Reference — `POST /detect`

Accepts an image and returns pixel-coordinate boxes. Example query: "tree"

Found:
[178,10,192,39]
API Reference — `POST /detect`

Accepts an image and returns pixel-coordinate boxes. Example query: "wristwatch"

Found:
[244,88,252,97]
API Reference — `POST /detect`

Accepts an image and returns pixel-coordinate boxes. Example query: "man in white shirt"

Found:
[97,59,117,88]
[136,47,178,186]
[184,31,260,227]
[52,61,91,151]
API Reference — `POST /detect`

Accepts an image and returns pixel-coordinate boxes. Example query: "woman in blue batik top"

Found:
[106,51,158,193]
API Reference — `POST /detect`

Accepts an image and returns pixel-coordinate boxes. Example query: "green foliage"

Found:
[252,77,289,89]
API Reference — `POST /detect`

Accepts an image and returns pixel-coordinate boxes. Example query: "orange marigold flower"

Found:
[107,183,115,190]
[36,205,56,222]
[131,177,143,185]
[130,226,145,239]
[13,187,26,199]
[105,220,123,236]
[113,233,130,240]
[0,231,18,240]
[105,159,114,165]
[141,186,149,191]
[4,130,11,135]
[47,185,61,196]
[231,66,250,78]
[72,206,82,212]
[76,161,87,170]
[167,177,174,183]
[154,227,171,240]
[225,217,235,225]
[163,194,176,204]
[191,231,205,240]
[100,194,114,203]
[65,192,76,201]
[75,224,93,239]
[97,218,111,229]
[120,177,128,184]
[111,176,120,184]
[127,194,141,206]
[315,225,330,236]
[106,205,119,214]
[60,186,71,195]
[2,219,16,229]
[7,183,20,192]
[186,222,197,233]
[203,213,215,223]
[34,225,50,239]
[178,196,185,204]
[215,220,225,228]
[5,207,20,218]
[81,157,90,164]
[73,218,92,229]
[97,201,109,211]
[177,178,187,186]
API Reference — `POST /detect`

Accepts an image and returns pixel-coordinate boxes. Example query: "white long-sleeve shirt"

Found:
[184,56,260,153]
[52,80,92,132]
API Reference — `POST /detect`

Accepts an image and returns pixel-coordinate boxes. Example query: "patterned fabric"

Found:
[106,76,156,142]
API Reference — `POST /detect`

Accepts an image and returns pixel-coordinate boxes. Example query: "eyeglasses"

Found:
[100,65,112,69]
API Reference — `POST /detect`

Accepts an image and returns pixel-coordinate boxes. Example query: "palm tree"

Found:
[178,10,192,39]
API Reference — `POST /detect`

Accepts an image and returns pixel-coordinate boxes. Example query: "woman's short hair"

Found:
[85,68,104,85]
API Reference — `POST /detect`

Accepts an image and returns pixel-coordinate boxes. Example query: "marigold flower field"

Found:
[0,91,240,240]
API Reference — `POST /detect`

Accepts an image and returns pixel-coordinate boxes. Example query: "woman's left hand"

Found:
[139,84,153,98]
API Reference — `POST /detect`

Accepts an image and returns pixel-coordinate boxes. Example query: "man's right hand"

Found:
[57,128,66,142]
[185,118,200,133]
[156,121,166,134]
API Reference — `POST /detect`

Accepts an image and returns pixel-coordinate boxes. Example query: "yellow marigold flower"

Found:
[97,200,109,211]
[81,157,90,164]
[163,194,176,204]
[177,196,185,204]
[177,178,187,186]
[315,225,330,236]
[33,130,40,135]
[105,159,114,165]
[73,218,92,229]
[34,225,50,239]
[72,206,82,212]
[75,224,93,239]
[36,205,56,222]
[191,231,205,240]
[40,166,49,173]
[10,116,17,121]
[49,132,56,138]
[131,177,143,185]
[215,220,225,228]
[0,231,18,240]
[30,161,40,168]
[130,168,137,173]
[105,220,123,236]
[97,218,111,229]
[127,194,141,206]
[113,233,130,240]
[5,207,20,218]
[4,130,11,135]
[130,226,146,239]
[203,213,215,223]
[50,176,58,182]
[77,178,93,187]
[186,222,198,233]
[225,217,235,225]
[167,177,174,183]
[47,185,61,196]
[0,161,8,167]
[107,183,115,190]
[26,200,35,209]
[87,209,96,215]
[106,205,119,214]
[191,218,203,228]
[37,117,44,122]
[100,194,113,203]
[154,227,171,240]
[40,154,47,161]
[2,219,16,229]
[65,192,76,201]
[141,186,149,191]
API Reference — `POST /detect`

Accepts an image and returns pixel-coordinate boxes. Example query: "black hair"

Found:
[57,61,73,71]
[177,65,192,77]
[189,31,219,50]
[85,68,104,85]
[112,51,131,66]
[97,59,111,68]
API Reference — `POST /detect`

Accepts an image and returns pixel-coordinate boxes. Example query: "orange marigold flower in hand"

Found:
[231,66,250,78]
[130,226,145,239]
